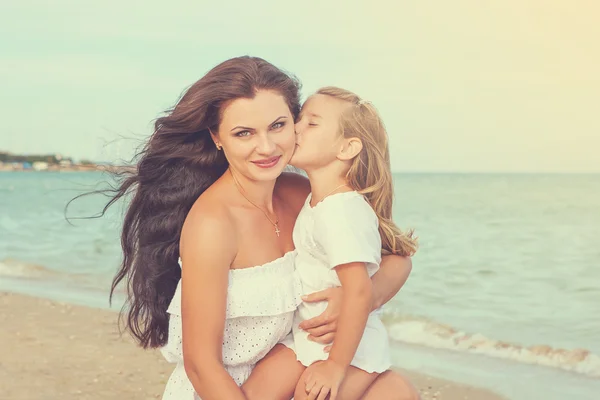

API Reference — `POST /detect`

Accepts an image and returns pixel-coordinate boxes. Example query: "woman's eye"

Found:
[308,123,318,127]
[235,131,251,137]
[271,122,285,130]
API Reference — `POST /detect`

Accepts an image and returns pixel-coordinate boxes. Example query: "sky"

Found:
[1,0,598,172]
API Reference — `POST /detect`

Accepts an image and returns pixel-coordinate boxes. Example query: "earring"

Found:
[216,143,222,150]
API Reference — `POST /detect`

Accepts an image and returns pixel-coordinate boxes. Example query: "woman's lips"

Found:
[251,156,281,168]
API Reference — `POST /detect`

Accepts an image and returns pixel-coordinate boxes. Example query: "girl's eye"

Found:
[235,131,251,137]
[271,122,285,130]
[308,123,318,127]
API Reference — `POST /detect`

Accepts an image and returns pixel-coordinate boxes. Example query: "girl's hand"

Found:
[304,360,346,400]
[298,287,343,345]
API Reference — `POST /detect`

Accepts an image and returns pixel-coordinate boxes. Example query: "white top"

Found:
[161,251,301,400]
[292,191,391,373]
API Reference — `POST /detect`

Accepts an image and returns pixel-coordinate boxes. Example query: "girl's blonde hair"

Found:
[316,86,418,256]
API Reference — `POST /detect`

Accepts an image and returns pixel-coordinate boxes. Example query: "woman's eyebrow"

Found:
[230,125,254,132]
[231,116,288,132]
[270,116,288,125]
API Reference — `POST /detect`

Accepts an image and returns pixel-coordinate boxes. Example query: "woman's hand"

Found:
[298,287,343,345]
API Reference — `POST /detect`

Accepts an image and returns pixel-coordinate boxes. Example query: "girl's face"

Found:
[290,94,350,171]
[214,90,296,182]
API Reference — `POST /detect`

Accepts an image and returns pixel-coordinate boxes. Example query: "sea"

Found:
[1,171,599,399]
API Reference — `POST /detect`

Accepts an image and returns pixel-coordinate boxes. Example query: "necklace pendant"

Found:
[275,224,281,237]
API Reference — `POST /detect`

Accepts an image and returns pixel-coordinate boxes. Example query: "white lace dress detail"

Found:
[161,251,302,400]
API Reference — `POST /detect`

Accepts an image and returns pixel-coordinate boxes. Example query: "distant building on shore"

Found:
[32,161,50,171]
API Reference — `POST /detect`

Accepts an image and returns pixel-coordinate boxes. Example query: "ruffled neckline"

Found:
[177,250,296,275]
[229,250,296,276]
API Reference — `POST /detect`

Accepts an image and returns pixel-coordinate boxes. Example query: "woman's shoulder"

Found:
[181,189,237,253]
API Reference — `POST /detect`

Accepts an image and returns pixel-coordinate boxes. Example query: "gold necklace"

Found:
[312,183,351,205]
[230,170,281,237]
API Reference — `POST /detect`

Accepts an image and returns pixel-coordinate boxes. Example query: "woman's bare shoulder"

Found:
[180,187,237,257]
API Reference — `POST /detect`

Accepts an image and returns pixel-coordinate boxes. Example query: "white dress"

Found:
[292,191,391,373]
[161,251,302,399]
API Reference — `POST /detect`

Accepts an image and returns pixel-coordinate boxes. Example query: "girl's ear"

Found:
[337,137,363,161]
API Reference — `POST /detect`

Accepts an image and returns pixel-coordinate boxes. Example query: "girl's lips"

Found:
[251,156,281,168]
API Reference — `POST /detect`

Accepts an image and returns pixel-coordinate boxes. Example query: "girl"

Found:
[289,87,418,400]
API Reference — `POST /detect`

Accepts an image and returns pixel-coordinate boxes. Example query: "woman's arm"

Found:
[180,205,247,400]
[298,255,412,343]
[371,254,412,310]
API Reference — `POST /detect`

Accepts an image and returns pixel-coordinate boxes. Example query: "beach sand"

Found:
[0,292,506,400]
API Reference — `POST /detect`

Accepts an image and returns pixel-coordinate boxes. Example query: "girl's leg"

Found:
[361,370,420,400]
[241,344,305,400]
[294,365,378,400]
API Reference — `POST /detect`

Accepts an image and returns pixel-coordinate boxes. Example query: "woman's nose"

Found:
[255,133,276,155]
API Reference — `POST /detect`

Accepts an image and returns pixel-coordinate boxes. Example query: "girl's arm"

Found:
[180,205,247,400]
[300,262,373,400]
[327,262,373,366]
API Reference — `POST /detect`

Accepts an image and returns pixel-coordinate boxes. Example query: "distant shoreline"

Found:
[0,165,133,173]
[0,150,134,174]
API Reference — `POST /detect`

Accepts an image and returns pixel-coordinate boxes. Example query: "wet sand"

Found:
[0,292,506,399]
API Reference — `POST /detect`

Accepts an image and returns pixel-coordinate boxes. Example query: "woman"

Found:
[108,56,417,399]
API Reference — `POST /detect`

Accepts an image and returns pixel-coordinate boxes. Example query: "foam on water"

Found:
[0,258,120,294]
[382,312,600,379]
[0,258,60,279]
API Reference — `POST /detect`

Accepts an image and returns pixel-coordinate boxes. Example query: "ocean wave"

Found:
[0,259,117,292]
[382,312,600,378]
[0,258,61,279]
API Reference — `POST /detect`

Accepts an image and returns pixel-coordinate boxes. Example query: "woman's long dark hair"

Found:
[107,56,301,348]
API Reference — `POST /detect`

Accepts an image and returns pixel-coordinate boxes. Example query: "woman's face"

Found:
[215,90,296,182]
[290,94,349,171]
